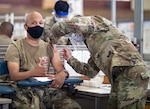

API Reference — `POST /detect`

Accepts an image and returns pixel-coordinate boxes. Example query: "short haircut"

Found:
[0,22,14,38]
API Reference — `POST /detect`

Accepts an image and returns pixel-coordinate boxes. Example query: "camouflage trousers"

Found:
[108,65,149,109]
[10,86,81,109]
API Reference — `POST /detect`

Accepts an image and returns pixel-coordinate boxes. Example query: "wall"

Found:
[131,0,150,11]
[42,0,55,9]
[84,0,130,9]
[0,0,42,6]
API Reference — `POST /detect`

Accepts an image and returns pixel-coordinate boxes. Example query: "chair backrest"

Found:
[0,45,9,75]
[0,45,9,60]
[0,60,9,75]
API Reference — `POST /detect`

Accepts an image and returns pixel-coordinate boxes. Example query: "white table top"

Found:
[76,84,111,95]
[77,82,150,96]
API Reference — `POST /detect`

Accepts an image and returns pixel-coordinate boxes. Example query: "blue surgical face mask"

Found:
[27,25,44,39]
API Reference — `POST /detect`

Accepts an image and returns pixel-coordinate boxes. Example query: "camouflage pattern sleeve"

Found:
[44,17,70,45]
[50,16,97,44]
[43,17,55,42]
[67,56,100,78]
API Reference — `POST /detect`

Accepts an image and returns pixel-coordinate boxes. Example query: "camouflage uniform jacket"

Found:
[50,15,150,109]
[44,16,70,45]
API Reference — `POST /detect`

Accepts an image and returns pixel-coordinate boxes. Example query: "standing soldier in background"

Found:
[50,15,150,109]
[0,21,14,45]
[43,0,71,45]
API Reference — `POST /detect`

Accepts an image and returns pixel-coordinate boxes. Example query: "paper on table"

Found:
[33,77,54,82]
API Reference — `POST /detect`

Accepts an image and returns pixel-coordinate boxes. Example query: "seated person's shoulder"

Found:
[10,39,23,46]
[6,39,24,54]
[5,41,20,63]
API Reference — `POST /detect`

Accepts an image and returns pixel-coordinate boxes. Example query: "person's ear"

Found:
[24,24,28,30]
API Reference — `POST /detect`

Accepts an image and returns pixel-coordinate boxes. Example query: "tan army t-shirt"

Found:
[5,38,53,72]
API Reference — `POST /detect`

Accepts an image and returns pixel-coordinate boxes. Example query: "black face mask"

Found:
[27,26,44,39]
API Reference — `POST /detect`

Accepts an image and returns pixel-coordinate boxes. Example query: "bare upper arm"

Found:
[7,61,19,80]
